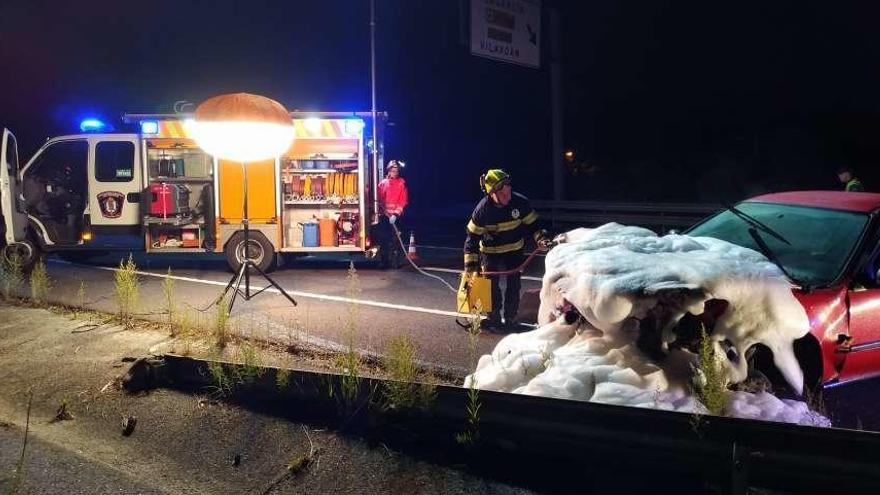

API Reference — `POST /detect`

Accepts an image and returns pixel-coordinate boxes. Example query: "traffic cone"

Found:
[407,231,419,260]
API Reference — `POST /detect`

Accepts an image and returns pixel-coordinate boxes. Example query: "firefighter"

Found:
[464,169,548,331]
[837,166,865,192]
[377,160,410,268]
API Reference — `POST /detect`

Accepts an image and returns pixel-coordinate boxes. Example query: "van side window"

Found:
[95,141,135,182]
[23,140,88,213]
[26,140,88,189]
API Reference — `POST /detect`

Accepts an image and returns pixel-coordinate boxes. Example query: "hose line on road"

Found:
[392,226,459,295]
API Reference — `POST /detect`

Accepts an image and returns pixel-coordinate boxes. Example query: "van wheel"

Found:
[2,239,40,272]
[225,231,275,273]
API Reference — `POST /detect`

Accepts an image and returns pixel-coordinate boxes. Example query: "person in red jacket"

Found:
[377,160,410,268]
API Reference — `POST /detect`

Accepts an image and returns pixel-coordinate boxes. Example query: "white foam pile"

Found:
[465,223,830,427]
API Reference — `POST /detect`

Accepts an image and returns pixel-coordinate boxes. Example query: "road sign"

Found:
[470,0,541,68]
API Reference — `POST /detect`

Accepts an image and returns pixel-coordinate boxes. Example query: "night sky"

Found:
[1,0,878,216]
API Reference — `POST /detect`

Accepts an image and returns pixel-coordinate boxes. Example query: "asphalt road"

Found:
[39,244,548,377]
[28,241,880,432]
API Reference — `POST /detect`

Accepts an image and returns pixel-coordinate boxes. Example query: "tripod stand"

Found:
[212,161,297,312]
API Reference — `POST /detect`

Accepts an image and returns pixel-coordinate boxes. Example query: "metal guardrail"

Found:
[154,354,880,493]
[533,200,721,230]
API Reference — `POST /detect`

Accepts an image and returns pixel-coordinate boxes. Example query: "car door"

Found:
[839,237,880,382]
[840,288,880,382]
[0,128,27,244]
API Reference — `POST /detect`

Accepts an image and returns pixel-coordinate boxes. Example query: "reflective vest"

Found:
[846,178,864,192]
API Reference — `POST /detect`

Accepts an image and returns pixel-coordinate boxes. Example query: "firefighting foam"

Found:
[465,223,830,426]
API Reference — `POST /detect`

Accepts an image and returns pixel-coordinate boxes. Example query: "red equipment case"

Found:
[149,183,190,218]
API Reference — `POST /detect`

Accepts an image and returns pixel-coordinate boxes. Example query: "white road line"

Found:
[419,266,543,282]
[86,263,475,319]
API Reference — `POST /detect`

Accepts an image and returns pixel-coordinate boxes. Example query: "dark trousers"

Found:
[376,215,404,268]
[482,250,523,323]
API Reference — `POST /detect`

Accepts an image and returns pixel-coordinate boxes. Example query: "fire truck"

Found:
[0,112,388,271]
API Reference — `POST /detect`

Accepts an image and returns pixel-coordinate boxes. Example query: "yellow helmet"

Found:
[480,169,510,194]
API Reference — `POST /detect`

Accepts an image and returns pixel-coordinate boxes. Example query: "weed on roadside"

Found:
[332,263,362,408]
[276,367,291,390]
[382,334,436,411]
[71,280,87,319]
[214,297,230,349]
[28,258,52,305]
[113,254,139,327]
[206,357,233,397]
[0,252,24,301]
[235,339,265,385]
[457,306,483,446]
[163,268,177,336]
[692,325,729,417]
[8,388,33,494]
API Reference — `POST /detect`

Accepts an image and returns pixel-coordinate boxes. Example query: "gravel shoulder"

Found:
[0,303,531,495]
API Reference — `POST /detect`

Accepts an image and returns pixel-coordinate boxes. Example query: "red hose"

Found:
[479,246,548,277]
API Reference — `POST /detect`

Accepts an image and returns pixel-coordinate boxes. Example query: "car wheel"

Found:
[745,334,823,399]
[224,231,275,273]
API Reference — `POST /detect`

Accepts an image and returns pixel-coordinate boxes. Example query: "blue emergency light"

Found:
[79,118,106,132]
[140,121,159,134]
[344,119,365,136]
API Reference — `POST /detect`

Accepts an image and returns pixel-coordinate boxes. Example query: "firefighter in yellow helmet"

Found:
[464,169,548,331]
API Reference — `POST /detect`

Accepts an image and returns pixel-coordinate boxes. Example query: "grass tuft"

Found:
[0,252,24,301]
[333,262,362,407]
[235,339,265,385]
[163,268,177,336]
[207,357,233,397]
[28,258,52,304]
[692,325,729,417]
[72,280,87,319]
[457,304,483,445]
[9,388,34,494]
[214,297,230,349]
[276,368,291,390]
[382,334,437,411]
[113,254,139,327]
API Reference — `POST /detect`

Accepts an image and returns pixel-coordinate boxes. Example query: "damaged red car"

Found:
[686,191,880,395]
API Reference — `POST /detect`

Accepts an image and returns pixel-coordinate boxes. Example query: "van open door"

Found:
[1,128,27,244]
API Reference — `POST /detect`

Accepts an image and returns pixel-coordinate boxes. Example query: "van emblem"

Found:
[98,191,125,219]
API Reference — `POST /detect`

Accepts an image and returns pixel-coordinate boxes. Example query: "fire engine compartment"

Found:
[140,117,369,255]
[144,138,214,251]
[279,121,364,251]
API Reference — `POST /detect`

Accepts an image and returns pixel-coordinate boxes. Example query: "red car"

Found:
[686,191,880,394]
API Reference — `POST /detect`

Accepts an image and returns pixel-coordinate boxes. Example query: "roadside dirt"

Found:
[0,302,531,494]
